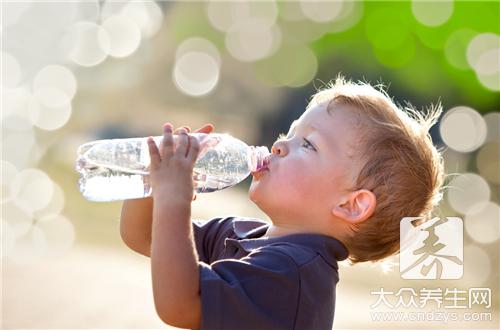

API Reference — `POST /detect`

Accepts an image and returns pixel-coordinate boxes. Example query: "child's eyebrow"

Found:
[289,120,320,135]
[288,120,331,150]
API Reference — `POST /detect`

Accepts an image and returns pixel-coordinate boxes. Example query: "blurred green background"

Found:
[2,1,499,329]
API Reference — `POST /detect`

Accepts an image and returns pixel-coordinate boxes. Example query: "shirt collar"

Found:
[229,218,349,266]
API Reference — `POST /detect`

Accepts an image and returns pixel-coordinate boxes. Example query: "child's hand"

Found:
[172,123,214,201]
[144,123,214,201]
[146,123,201,207]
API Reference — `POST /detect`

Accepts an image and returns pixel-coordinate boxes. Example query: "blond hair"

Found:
[308,75,445,264]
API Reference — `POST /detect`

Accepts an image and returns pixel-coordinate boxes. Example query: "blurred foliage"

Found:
[168,1,499,113]
[313,1,499,111]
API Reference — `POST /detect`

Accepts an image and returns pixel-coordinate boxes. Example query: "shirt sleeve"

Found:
[192,217,235,263]
[198,247,300,330]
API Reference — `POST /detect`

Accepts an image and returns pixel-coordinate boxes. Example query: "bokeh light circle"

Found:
[207,1,251,32]
[176,37,221,66]
[476,142,500,184]
[225,18,278,62]
[8,226,47,264]
[68,21,110,67]
[121,0,164,38]
[447,173,490,214]
[2,202,33,238]
[327,0,364,34]
[33,65,77,102]
[463,245,491,285]
[173,51,220,97]
[34,182,66,221]
[411,0,453,27]
[34,100,72,131]
[474,48,499,75]
[2,88,40,125]
[34,87,70,108]
[439,106,487,152]
[11,168,55,213]
[466,33,500,71]
[444,29,477,70]
[207,1,278,32]
[299,0,343,23]
[101,15,142,58]
[476,71,500,92]
[465,202,500,244]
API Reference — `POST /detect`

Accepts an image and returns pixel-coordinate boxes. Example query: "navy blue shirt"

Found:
[193,216,349,330]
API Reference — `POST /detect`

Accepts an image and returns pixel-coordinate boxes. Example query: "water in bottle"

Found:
[75,133,270,202]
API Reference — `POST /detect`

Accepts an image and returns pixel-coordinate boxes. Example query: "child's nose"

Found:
[271,140,287,156]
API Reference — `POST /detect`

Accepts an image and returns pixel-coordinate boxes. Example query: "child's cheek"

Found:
[274,162,310,194]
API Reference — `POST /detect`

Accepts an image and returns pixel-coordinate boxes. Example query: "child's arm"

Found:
[146,123,202,329]
[119,124,214,257]
[120,197,154,256]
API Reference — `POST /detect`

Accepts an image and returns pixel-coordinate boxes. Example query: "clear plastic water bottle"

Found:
[75,133,270,202]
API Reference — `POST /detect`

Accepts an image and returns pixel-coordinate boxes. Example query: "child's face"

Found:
[249,102,362,224]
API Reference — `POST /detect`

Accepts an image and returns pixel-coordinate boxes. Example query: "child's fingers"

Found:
[175,128,190,158]
[173,126,190,135]
[186,135,200,164]
[194,123,214,134]
[147,137,161,168]
[161,123,174,159]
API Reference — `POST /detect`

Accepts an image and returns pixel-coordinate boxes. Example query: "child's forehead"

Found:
[287,105,336,140]
[291,103,362,145]
[293,104,332,126]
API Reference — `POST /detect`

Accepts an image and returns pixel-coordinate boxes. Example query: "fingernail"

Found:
[164,123,173,131]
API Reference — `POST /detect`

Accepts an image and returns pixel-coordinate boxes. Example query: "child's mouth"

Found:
[251,167,269,179]
[251,156,270,179]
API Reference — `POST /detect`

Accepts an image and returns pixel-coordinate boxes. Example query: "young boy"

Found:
[120,76,444,330]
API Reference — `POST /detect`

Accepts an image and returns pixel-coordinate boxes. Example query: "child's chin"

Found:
[248,182,264,203]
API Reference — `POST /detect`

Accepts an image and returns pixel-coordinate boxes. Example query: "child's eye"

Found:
[301,138,316,151]
[276,133,316,151]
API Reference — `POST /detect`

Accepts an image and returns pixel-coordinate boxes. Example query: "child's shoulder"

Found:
[259,233,347,271]
[195,216,346,269]
[195,215,268,236]
[263,241,320,267]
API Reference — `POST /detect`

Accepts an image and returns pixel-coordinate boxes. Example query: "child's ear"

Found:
[331,189,376,225]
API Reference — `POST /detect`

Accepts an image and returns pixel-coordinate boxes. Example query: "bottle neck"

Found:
[248,146,270,172]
